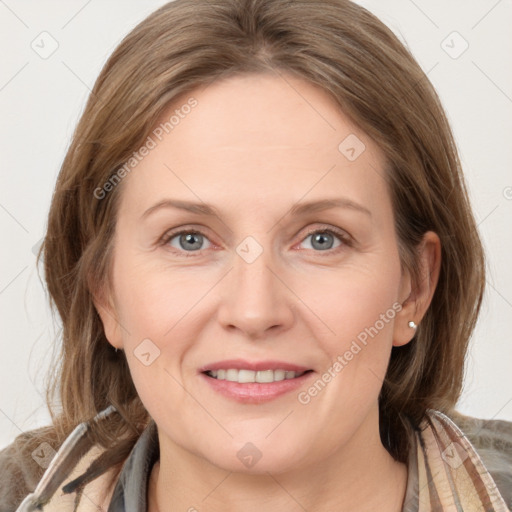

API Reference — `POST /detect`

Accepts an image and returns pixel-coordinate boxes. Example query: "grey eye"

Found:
[168,231,211,252]
[301,231,342,251]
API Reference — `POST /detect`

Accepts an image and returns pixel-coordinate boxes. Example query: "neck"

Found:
[148,411,408,512]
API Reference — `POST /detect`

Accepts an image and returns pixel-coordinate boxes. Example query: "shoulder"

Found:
[0,429,48,511]
[0,427,117,512]
[447,409,512,507]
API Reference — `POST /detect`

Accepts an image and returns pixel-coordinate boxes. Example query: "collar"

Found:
[107,420,159,512]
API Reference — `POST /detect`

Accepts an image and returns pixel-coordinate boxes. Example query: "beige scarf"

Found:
[412,410,509,511]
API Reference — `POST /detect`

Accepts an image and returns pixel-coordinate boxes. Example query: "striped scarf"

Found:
[410,410,510,511]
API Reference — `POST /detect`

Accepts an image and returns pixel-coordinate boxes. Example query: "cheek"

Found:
[292,267,401,436]
[293,260,402,406]
[111,262,198,415]
[112,256,205,340]
[110,257,216,401]
[296,260,401,347]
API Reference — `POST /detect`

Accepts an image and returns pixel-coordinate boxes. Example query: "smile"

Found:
[204,369,311,383]
[200,369,315,404]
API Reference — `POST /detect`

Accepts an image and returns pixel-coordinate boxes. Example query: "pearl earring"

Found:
[408,321,417,329]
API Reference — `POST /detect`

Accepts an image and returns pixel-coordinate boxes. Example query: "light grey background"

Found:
[1,0,511,450]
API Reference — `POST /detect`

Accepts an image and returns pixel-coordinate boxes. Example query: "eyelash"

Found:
[159,225,352,258]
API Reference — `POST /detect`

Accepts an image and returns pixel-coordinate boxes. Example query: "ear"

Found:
[393,231,441,347]
[92,283,124,350]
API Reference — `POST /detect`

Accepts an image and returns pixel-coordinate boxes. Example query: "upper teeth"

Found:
[207,369,305,383]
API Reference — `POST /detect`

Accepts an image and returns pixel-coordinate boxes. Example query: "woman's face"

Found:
[99,72,418,473]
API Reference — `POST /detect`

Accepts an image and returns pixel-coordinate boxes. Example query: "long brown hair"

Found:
[9,0,485,498]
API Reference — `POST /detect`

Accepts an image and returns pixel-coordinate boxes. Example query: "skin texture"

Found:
[96,72,441,511]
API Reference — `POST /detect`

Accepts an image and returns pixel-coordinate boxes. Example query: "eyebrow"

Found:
[290,198,371,217]
[141,197,372,219]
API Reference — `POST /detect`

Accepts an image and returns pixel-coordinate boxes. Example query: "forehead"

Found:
[118,72,390,221]
[153,72,370,160]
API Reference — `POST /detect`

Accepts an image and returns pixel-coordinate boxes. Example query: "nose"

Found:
[216,245,295,339]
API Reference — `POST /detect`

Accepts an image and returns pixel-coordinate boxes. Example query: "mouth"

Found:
[203,368,313,383]
[199,359,315,403]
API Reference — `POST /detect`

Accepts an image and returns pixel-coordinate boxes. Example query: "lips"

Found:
[199,359,315,403]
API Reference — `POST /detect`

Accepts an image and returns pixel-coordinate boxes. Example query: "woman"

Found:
[1,0,511,510]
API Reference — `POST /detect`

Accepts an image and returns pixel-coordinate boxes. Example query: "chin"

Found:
[202,441,307,475]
